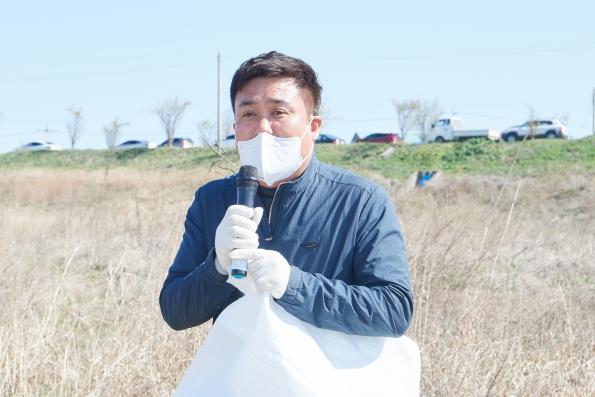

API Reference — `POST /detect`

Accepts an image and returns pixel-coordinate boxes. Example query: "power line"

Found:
[2,43,594,84]
[332,117,395,125]
[455,112,519,122]
[456,111,590,128]
[307,44,595,63]
[0,59,215,84]
[0,131,164,138]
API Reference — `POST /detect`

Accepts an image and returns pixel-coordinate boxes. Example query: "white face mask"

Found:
[236,118,314,186]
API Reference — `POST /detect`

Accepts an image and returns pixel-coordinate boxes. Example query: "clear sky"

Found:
[1,0,594,152]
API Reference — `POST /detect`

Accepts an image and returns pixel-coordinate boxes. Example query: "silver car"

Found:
[501,119,568,142]
[115,140,157,149]
[16,141,62,151]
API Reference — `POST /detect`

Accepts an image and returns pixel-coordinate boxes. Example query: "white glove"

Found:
[229,248,290,299]
[215,205,264,274]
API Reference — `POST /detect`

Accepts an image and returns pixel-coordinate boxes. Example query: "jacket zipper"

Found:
[265,182,284,241]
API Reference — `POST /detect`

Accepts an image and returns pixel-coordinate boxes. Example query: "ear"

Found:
[310,116,322,141]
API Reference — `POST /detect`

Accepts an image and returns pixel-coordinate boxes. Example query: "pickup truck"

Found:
[426,117,500,142]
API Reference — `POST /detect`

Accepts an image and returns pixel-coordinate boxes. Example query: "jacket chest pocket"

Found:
[288,239,328,274]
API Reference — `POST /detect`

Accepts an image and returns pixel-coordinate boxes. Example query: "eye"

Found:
[242,111,256,117]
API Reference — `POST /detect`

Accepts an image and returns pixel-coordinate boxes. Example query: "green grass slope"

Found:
[317,136,595,179]
[1,136,593,180]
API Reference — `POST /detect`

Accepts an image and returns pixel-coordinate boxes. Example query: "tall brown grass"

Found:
[0,167,593,396]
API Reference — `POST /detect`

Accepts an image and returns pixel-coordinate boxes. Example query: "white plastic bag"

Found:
[173,274,420,396]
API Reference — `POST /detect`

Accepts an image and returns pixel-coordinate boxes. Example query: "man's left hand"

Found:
[229,249,290,299]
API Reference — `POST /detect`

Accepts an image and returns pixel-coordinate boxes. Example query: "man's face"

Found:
[234,77,322,163]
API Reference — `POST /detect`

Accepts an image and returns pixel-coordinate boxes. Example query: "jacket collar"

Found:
[233,152,320,195]
[278,151,319,195]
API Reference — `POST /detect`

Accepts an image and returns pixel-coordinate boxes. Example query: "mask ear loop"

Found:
[299,117,315,140]
[298,117,315,163]
[233,124,245,164]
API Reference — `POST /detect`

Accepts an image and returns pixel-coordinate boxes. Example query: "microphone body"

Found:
[229,165,259,279]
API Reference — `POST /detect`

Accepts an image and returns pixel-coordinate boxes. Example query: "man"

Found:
[159,51,412,337]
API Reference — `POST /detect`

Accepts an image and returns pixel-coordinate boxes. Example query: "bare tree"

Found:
[151,97,191,147]
[222,109,235,138]
[103,118,129,178]
[197,119,216,146]
[557,111,570,126]
[414,99,443,142]
[392,99,419,141]
[526,106,539,139]
[103,118,129,150]
[198,110,234,147]
[317,103,339,129]
[66,106,84,149]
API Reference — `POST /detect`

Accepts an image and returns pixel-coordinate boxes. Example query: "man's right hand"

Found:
[214,205,264,275]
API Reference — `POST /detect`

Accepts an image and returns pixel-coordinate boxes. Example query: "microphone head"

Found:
[237,165,259,188]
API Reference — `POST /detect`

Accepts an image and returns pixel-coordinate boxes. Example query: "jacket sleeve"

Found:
[159,190,236,330]
[275,186,413,337]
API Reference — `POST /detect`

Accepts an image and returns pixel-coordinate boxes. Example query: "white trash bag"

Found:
[173,274,420,396]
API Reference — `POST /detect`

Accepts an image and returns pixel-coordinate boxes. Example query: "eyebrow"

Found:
[238,98,290,108]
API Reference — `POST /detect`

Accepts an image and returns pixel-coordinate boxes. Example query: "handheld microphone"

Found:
[229,165,259,279]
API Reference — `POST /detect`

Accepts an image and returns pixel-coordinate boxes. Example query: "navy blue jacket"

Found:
[159,154,413,337]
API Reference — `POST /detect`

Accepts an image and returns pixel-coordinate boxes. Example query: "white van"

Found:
[427,117,500,142]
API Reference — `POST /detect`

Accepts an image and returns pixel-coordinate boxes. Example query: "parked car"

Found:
[316,134,346,144]
[218,133,347,147]
[115,140,157,149]
[501,119,568,142]
[16,141,62,151]
[215,134,236,148]
[158,137,195,148]
[357,133,401,144]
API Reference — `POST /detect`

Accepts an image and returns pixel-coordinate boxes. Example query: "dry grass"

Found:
[0,169,212,396]
[0,167,594,396]
[395,171,595,396]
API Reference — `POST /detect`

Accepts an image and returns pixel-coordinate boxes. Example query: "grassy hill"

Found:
[1,136,593,180]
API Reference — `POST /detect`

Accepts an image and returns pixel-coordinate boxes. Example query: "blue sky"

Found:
[1,0,594,152]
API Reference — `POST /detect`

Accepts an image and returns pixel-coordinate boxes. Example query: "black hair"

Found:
[230,51,322,116]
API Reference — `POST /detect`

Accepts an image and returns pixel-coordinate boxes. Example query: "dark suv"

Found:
[316,134,346,144]
[158,137,195,148]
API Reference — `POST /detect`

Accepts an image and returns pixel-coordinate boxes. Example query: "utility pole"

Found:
[39,120,57,142]
[217,53,222,155]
